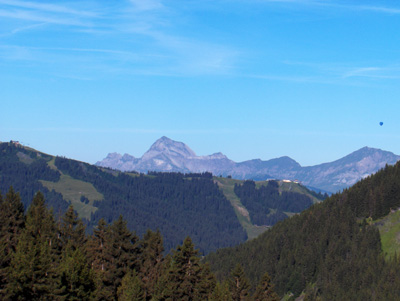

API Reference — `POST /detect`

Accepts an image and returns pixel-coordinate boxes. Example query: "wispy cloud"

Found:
[0,0,97,16]
[343,66,400,79]
[347,4,400,15]
[317,2,400,15]
[244,60,400,85]
[3,127,241,135]
[0,0,100,27]
[0,22,45,37]
[0,9,91,26]
[0,0,240,77]
[237,0,400,15]
[2,0,399,80]
[343,67,381,78]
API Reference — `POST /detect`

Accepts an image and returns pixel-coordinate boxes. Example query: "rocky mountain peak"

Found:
[96,138,400,193]
[105,152,122,160]
[205,152,229,160]
[142,136,196,161]
[122,153,136,161]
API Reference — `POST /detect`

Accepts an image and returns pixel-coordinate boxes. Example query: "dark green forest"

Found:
[4,142,400,299]
[0,143,246,254]
[0,187,278,300]
[0,142,322,254]
[234,180,314,225]
[206,162,400,299]
[0,143,68,214]
[54,157,246,253]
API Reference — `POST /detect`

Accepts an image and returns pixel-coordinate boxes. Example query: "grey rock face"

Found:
[96,138,400,193]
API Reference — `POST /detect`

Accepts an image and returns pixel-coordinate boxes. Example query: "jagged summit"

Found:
[96,137,400,193]
[202,152,228,160]
[96,136,233,174]
[142,136,196,161]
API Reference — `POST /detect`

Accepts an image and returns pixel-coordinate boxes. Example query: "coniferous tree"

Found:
[109,215,139,298]
[57,206,95,300]
[138,229,164,300]
[159,236,214,300]
[210,280,233,301]
[7,192,60,299]
[197,263,217,298]
[87,218,114,300]
[117,270,145,301]
[59,205,87,251]
[228,264,251,301]
[253,272,279,301]
[0,187,25,297]
[58,247,96,300]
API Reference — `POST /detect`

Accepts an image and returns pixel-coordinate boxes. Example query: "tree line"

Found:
[0,187,279,300]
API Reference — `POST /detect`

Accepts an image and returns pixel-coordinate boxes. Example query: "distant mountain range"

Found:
[96,136,400,193]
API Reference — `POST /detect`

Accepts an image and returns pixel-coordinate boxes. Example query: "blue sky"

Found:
[1,0,400,166]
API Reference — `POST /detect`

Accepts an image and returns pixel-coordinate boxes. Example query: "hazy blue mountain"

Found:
[96,137,400,193]
[296,146,400,192]
[96,136,236,175]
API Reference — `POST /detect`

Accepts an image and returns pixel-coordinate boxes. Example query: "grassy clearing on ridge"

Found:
[374,210,400,259]
[214,177,270,240]
[40,173,103,220]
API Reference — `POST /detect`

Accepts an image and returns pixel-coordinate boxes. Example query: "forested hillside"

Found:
[4,141,400,299]
[0,189,281,300]
[54,156,246,253]
[0,143,68,213]
[206,162,400,299]
[0,142,322,254]
[0,142,246,253]
[234,180,315,226]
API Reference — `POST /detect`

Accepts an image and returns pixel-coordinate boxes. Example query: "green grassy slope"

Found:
[40,174,103,220]
[374,210,400,259]
[214,177,269,240]
[39,157,103,220]
[276,181,322,204]
[214,178,322,240]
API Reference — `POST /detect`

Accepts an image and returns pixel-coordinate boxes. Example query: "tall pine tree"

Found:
[0,187,25,297]
[117,269,145,301]
[228,264,251,301]
[109,215,139,298]
[59,205,87,251]
[158,236,215,300]
[7,192,60,299]
[138,229,164,300]
[253,272,280,301]
[86,218,114,300]
[57,206,95,300]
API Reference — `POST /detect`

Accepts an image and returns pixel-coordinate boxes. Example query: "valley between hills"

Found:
[2,140,400,299]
